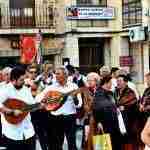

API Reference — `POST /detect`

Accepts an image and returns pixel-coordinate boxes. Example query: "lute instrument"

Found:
[1,90,79,124]
[2,87,93,124]
[2,98,41,124]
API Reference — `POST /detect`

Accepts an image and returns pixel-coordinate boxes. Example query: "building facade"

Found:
[61,0,150,91]
[0,0,64,67]
[0,0,150,90]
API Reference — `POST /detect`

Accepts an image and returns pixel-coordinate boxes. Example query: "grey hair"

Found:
[2,67,12,75]
[55,66,69,77]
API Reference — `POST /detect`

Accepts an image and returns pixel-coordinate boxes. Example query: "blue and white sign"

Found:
[66,6,115,20]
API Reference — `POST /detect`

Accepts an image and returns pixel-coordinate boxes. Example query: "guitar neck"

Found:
[21,103,41,112]
[63,88,81,97]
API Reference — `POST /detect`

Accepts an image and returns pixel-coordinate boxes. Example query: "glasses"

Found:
[29,71,37,74]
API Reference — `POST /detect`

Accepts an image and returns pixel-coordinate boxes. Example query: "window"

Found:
[77,0,107,5]
[122,0,142,27]
[76,0,92,5]
[77,0,107,27]
[9,0,35,27]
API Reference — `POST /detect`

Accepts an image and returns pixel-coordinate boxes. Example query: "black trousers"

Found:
[3,136,35,150]
[31,111,49,150]
[47,114,77,150]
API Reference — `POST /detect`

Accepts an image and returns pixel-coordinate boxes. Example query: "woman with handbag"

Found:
[92,75,122,150]
[115,74,139,150]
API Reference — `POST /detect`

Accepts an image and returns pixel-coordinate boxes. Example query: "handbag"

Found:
[117,109,127,135]
[92,123,112,150]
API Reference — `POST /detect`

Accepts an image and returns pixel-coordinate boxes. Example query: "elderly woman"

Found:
[83,72,100,150]
[86,72,100,96]
[115,74,139,150]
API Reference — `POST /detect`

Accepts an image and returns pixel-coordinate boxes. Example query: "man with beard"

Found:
[0,66,39,150]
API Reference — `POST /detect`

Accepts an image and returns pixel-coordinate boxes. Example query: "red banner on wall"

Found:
[20,36,37,64]
[120,56,133,67]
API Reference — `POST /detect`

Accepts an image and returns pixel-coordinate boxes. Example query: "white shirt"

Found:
[36,81,82,116]
[0,81,9,89]
[0,83,35,140]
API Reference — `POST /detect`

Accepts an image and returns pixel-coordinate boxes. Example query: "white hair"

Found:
[2,67,12,75]
[87,72,100,83]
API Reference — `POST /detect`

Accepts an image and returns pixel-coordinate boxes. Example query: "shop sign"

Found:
[66,6,115,20]
[120,56,133,67]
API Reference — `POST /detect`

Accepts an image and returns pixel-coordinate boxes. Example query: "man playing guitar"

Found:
[36,67,82,150]
[0,66,43,150]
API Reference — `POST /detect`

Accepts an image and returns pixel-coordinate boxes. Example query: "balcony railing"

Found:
[0,5,55,29]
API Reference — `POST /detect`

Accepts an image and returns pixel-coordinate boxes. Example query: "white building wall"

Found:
[64,34,79,67]
[104,39,111,66]
[110,35,121,67]
[120,37,130,72]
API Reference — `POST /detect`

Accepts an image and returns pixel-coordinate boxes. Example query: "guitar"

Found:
[43,88,83,111]
[1,89,80,124]
[2,87,92,124]
[2,98,42,124]
[43,87,93,115]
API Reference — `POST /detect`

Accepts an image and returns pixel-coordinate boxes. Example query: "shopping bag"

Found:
[117,109,127,135]
[93,133,112,150]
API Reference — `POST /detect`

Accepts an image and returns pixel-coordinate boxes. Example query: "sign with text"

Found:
[66,6,115,20]
[120,56,133,67]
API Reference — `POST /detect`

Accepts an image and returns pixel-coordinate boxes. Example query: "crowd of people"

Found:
[0,63,149,150]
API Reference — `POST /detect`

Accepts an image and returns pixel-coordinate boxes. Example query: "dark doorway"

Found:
[79,38,104,73]
[0,56,19,68]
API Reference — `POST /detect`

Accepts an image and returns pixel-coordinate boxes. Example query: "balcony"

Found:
[0,4,55,34]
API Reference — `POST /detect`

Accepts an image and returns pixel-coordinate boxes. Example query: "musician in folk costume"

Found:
[0,66,39,150]
[35,67,82,150]
[115,74,139,150]
[25,64,49,150]
[0,67,12,146]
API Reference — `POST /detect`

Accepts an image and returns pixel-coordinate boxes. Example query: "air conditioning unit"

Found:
[129,26,145,42]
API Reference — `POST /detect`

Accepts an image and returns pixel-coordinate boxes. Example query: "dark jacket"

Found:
[93,87,119,134]
[115,86,139,142]
[142,87,150,112]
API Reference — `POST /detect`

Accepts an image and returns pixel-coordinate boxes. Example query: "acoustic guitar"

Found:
[43,88,83,111]
[2,89,80,124]
[2,87,90,125]
[3,98,41,125]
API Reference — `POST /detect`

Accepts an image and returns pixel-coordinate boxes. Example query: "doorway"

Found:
[79,38,104,73]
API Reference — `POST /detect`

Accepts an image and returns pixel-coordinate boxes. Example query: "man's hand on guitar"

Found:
[39,102,47,109]
[12,109,23,116]
[1,106,13,115]
[1,107,23,116]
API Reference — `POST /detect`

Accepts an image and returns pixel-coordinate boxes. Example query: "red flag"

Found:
[20,36,37,64]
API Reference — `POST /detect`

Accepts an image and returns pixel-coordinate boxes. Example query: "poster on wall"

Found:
[20,36,37,64]
[66,6,115,20]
